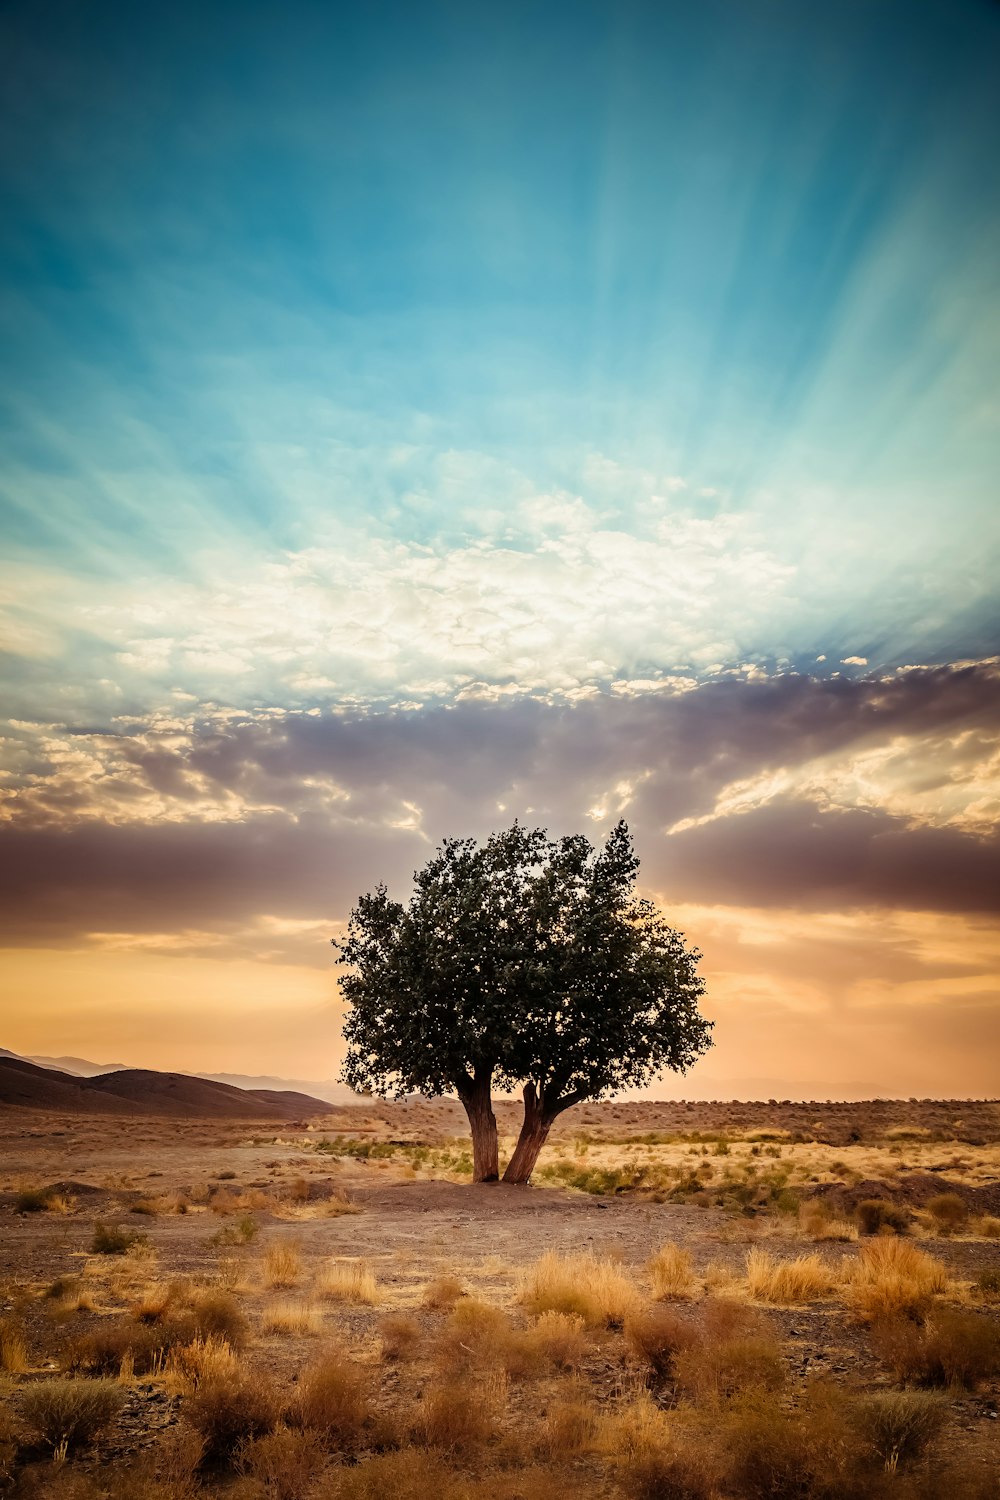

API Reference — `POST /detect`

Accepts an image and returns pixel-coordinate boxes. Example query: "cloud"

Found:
[1,660,998,948]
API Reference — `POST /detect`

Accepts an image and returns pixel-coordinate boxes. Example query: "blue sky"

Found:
[1,0,998,1091]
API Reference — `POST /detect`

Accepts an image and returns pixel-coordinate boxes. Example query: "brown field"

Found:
[1,1097,998,1498]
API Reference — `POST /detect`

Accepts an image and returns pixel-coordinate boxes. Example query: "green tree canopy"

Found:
[334,820,711,1183]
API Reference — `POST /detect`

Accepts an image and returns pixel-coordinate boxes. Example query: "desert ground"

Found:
[1,1098,999,1499]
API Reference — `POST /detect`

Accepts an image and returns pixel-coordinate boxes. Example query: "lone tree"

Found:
[334,820,711,1184]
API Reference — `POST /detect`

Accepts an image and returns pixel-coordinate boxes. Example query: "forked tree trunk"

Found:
[457,1073,499,1183]
[502,1082,558,1185]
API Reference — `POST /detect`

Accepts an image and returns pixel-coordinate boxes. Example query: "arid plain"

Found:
[2,1098,999,1499]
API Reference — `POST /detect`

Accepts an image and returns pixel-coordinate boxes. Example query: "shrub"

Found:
[745,1248,836,1303]
[648,1241,697,1300]
[185,1370,281,1459]
[855,1199,910,1236]
[422,1275,464,1310]
[625,1307,701,1384]
[91,1222,143,1256]
[15,1187,51,1213]
[262,1240,302,1288]
[65,1320,176,1376]
[380,1313,421,1361]
[21,1378,123,1451]
[237,1426,324,1499]
[190,1291,248,1349]
[926,1193,968,1234]
[675,1333,785,1403]
[975,1214,1000,1238]
[520,1251,640,1327]
[528,1310,587,1369]
[975,1268,1000,1300]
[874,1308,1000,1389]
[846,1238,948,1322]
[624,1448,718,1500]
[851,1389,947,1470]
[718,1389,866,1500]
[167,1333,242,1391]
[539,1394,597,1458]
[327,1450,463,1500]
[291,1352,370,1446]
[420,1381,493,1451]
[0,1317,27,1373]
[314,1260,377,1304]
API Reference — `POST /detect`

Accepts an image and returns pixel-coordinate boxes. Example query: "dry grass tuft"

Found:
[326,1449,463,1500]
[648,1240,698,1299]
[538,1390,598,1458]
[166,1334,242,1393]
[625,1306,700,1384]
[21,1378,123,1451]
[260,1299,325,1336]
[314,1259,377,1304]
[520,1250,640,1327]
[438,1299,541,1380]
[745,1248,836,1303]
[262,1239,303,1288]
[0,1317,27,1374]
[846,1237,949,1322]
[596,1389,673,1464]
[926,1192,969,1235]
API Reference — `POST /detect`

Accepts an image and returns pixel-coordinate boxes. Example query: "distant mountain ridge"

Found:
[1,1048,358,1104]
[0,1050,333,1118]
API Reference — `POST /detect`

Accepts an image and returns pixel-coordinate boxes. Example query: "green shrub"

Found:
[21,1378,123,1451]
[851,1389,947,1470]
[91,1221,144,1255]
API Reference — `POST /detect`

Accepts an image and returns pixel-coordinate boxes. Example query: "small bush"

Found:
[624,1448,718,1500]
[625,1307,700,1384]
[875,1308,1000,1389]
[291,1352,370,1446]
[745,1248,835,1303]
[327,1450,462,1500]
[380,1313,421,1361]
[975,1214,1000,1238]
[528,1310,587,1369]
[65,1320,176,1376]
[975,1267,1000,1300]
[926,1193,968,1234]
[648,1241,697,1300]
[190,1290,248,1349]
[718,1389,865,1500]
[675,1333,785,1403]
[422,1275,465,1310]
[15,1187,51,1213]
[520,1251,640,1327]
[420,1381,493,1451]
[185,1370,281,1459]
[91,1222,144,1256]
[852,1389,947,1470]
[237,1426,324,1500]
[539,1394,597,1458]
[21,1378,123,1451]
[0,1317,28,1373]
[315,1260,377,1304]
[855,1199,910,1236]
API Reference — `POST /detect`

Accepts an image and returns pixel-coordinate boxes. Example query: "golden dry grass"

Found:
[648,1240,698,1299]
[745,1248,837,1303]
[0,1318,27,1374]
[262,1239,303,1288]
[314,1258,378,1304]
[845,1237,950,1322]
[520,1251,641,1327]
[260,1299,325,1335]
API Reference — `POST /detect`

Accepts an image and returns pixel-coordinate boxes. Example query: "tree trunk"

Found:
[457,1074,499,1183]
[501,1082,555,1185]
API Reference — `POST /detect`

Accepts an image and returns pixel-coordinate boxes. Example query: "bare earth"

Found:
[1,1098,998,1497]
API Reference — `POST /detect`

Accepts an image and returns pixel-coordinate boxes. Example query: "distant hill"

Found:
[0,1048,357,1104]
[0,1053,331,1118]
